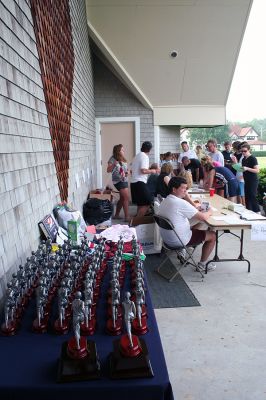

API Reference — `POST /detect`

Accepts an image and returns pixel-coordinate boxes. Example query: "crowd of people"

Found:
[107,138,262,271]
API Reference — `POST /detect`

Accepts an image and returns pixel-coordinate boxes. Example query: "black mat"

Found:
[144,254,201,309]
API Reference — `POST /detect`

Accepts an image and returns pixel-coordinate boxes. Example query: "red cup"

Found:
[209,188,215,197]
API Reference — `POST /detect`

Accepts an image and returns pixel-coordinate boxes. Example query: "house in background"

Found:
[229,125,266,150]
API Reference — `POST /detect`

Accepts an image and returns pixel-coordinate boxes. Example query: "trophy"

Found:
[109,292,153,379]
[1,283,18,336]
[57,291,100,382]
[132,281,148,335]
[106,284,122,335]
[32,277,49,333]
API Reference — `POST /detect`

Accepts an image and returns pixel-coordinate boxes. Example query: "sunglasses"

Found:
[241,150,248,153]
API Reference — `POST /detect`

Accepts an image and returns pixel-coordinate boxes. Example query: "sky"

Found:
[226,0,266,123]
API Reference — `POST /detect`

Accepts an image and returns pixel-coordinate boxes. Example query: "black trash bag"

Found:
[83,198,113,225]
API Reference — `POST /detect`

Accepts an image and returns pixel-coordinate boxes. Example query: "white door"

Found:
[100,122,135,189]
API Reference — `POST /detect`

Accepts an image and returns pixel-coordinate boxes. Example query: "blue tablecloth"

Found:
[0,261,174,400]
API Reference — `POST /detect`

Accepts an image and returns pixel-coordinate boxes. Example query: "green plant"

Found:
[257,168,266,205]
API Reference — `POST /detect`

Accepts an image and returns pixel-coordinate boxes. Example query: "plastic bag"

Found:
[82,198,113,225]
[53,204,86,234]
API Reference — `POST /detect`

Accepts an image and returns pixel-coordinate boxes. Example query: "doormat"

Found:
[144,254,201,309]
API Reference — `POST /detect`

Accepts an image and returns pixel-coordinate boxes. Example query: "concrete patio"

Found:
[155,229,266,400]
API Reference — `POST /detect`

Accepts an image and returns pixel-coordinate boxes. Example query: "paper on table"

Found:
[99,224,137,242]
[240,212,266,221]
[251,221,266,241]
[212,216,250,224]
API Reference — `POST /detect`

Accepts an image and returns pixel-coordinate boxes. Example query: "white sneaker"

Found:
[197,261,216,272]
[177,249,187,264]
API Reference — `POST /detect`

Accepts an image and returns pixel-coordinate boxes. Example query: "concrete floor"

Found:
[113,203,266,399]
[155,231,266,400]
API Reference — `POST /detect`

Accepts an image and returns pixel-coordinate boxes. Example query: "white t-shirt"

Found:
[178,149,197,162]
[208,151,224,166]
[131,152,149,183]
[157,194,198,246]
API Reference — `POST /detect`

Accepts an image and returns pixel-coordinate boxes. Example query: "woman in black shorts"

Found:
[107,144,129,221]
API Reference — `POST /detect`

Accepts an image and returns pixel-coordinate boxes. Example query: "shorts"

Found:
[114,181,128,191]
[226,178,239,197]
[187,229,206,246]
[130,181,152,206]
[237,181,245,197]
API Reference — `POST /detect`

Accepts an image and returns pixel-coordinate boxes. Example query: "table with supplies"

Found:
[191,194,266,273]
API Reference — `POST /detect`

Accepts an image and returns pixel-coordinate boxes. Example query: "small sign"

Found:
[251,222,266,241]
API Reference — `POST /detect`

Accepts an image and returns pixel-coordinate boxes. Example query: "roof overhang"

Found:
[86,0,253,126]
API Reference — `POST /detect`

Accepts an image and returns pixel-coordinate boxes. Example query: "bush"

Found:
[252,151,266,157]
[257,168,266,204]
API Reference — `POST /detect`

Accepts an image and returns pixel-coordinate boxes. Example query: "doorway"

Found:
[96,117,140,188]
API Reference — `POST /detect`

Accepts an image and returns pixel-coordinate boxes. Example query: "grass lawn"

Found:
[257,157,266,168]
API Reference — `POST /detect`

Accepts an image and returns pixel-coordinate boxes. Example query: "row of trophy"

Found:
[1,237,98,335]
[1,235,153,381]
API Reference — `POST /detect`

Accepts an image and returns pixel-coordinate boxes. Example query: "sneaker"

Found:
[197,261,216,272]
[177,249,187,264]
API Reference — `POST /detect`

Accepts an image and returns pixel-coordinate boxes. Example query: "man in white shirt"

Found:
[157,176,216,271]
[177,141,197,163]
[206,138,224,166]
[131,141,160,218]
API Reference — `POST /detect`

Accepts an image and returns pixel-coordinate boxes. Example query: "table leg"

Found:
[205,229,251,274]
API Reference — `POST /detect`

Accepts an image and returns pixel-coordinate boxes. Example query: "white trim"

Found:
[154,125,160,164]
[87,23,153,110]
[154,105,226,126]
[95,116,140,187]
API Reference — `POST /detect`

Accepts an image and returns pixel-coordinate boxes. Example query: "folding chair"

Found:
[153,215,204,281]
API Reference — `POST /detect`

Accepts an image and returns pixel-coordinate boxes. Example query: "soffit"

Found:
[86,0,252,110]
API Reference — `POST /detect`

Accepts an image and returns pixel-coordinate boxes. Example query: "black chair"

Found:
[153,214,204,281]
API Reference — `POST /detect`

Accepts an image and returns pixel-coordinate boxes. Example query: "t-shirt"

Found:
[108,156,128,184]
[147,173,159,198]
[184,158,201,181]
[131,152,149,183]
[155,173,170,198]
[178,149,197,163]
[157,194,198,246]
[242,155,259,184]
[208,151,224,166]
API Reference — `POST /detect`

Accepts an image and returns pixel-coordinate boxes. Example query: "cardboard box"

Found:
[135,222,161,254]
[89,189,113,202]
[130,215,154,227]
[131,215,162,254]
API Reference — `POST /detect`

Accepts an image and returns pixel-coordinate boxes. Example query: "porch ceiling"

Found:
[86,0,252,125]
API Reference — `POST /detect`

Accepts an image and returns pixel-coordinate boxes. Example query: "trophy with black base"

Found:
[109,292,153,379]
[57,291,100,382]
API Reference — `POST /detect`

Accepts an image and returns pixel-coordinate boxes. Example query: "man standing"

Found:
[157,177,216,271]
[177,141,197,163]
[131,141,160,218]
[206,138,224,166]
[222,141,233,170]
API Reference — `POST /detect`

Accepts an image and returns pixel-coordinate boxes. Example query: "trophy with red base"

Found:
[32,278,49,333]
[80,285,96,335]
[54,282,70,335]
[1,285,18,336]
[109,292,153,379]
[57,292,100,382]
[132,282,148,335]
[106,286,122,335]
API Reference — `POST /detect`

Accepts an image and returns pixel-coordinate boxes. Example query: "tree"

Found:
[187,125,230,147]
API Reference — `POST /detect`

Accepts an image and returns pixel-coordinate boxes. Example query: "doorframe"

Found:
[95,117,140,187]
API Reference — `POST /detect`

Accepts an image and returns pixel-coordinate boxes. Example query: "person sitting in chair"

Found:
[157,176,216,272]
